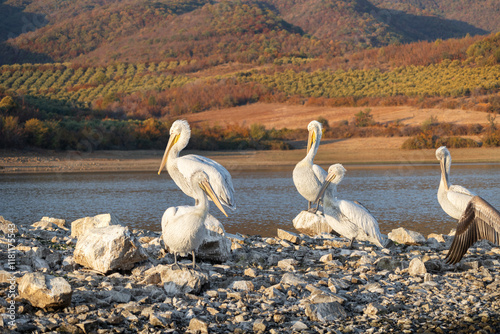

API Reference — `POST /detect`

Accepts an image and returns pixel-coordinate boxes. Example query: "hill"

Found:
[0,0,496,65]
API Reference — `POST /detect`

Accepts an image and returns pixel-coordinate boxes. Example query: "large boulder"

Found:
[292,211,333,236]
[196,214,232,263]
[388,227,426,245]
[18,272,72,310]
[73,225,147,274]
[71,213,121,238]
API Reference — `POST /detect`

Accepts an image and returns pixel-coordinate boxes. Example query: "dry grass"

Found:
[183,103,492,129]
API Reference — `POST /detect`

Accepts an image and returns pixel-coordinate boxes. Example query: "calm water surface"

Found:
[1,164,499,237]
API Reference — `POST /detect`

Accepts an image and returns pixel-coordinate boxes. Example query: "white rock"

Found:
[73,225,147,274]
[196,214,232,263]
[18,272,72,309]
[278,258,299,271]
[230,280,255,291]
[408,257,427,276]
[159,265,208,295]
[306,302,347,322]
[71,213,121,238]
[388,227,426,245]
[292,210,333,236]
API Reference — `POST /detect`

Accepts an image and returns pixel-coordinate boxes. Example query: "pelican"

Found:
[445,196,500,264]
[293,120,332,211]
[314,164,386,248]
[158,120,235,210]
[161,170,228,268]
[436,146,476,219]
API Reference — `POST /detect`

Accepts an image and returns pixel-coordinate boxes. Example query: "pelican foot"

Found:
[170,263,182,271]
[307,207,319,214]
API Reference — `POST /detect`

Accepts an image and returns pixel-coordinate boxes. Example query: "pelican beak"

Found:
[307,130,316,154]
[158,134,179,175]
[201,180,228,217]
[440,158,449,190]
[314,171,336,203]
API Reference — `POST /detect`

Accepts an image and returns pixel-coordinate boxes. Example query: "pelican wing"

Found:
[177,154,236,209]
[446,185,475,213]
[445,196,500,265]
[323,203,358,239]
[338,199,385,247]
[161,205,193,230]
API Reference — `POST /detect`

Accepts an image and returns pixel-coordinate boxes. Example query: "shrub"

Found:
[354,109,375,127]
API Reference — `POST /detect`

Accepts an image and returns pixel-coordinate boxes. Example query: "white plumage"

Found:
[435,146,476,219]
[315,164,386,248]
[293,120,334,211]
[158,120,236,210]
[161,170,227,268]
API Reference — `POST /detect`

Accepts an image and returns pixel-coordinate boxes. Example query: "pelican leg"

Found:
[348,238,354,249]
[172,253,181,270]
[308,200,320,214]
[191,251,197,269]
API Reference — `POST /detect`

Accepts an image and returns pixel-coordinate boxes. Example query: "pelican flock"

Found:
[314,164,386,248]
[157,119,498,268]
[161,170,228,268]
[292,120,332,212]
[435,146,476,219]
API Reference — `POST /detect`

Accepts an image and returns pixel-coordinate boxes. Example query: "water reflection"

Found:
[1,164,499,237]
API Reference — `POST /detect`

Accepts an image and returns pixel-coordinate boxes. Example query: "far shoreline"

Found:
[1,137,500,174]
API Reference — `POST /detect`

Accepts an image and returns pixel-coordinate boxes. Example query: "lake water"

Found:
[1,164,499,238]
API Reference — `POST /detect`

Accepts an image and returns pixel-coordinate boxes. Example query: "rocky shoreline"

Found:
[1,215,500,333]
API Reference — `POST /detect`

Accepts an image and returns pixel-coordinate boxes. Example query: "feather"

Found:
[445,196,500,264]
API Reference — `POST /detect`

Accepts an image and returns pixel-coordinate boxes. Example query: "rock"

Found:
[277,229,300,244]
[230,280,255,291]
[18,272,72,310]
[0,270,12,283]
[71,213,121,238]
[306,302,347,322]
[281,273,307,286]
[292,210,333,236]
[427,233,446,243]
[408,257,427,276]
[388,227,426,245]
[73,225,147,274]
[188,318,208,333]
[196,214,232,263]
[0,216,17,234]
[159,266,208,295]
[364,303,387,316]
[253,319,267,333]
[278,258,299,271]
[32,217,68,231]
[375,257,403,271]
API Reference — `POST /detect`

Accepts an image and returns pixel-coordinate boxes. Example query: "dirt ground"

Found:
[1,137,499,174]
[1,103,499,174]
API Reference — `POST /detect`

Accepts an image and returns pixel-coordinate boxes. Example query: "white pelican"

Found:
[158,120,236,210]
[445,196,500,264]
[161,170,228,268]
[314,164,386,248]
[293,120,332,211]
[436,146,476,219]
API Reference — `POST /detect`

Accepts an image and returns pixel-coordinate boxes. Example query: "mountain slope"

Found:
[0,0,495,65]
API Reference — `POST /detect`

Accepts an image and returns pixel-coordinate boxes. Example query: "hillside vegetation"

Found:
[1,0,500,151]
